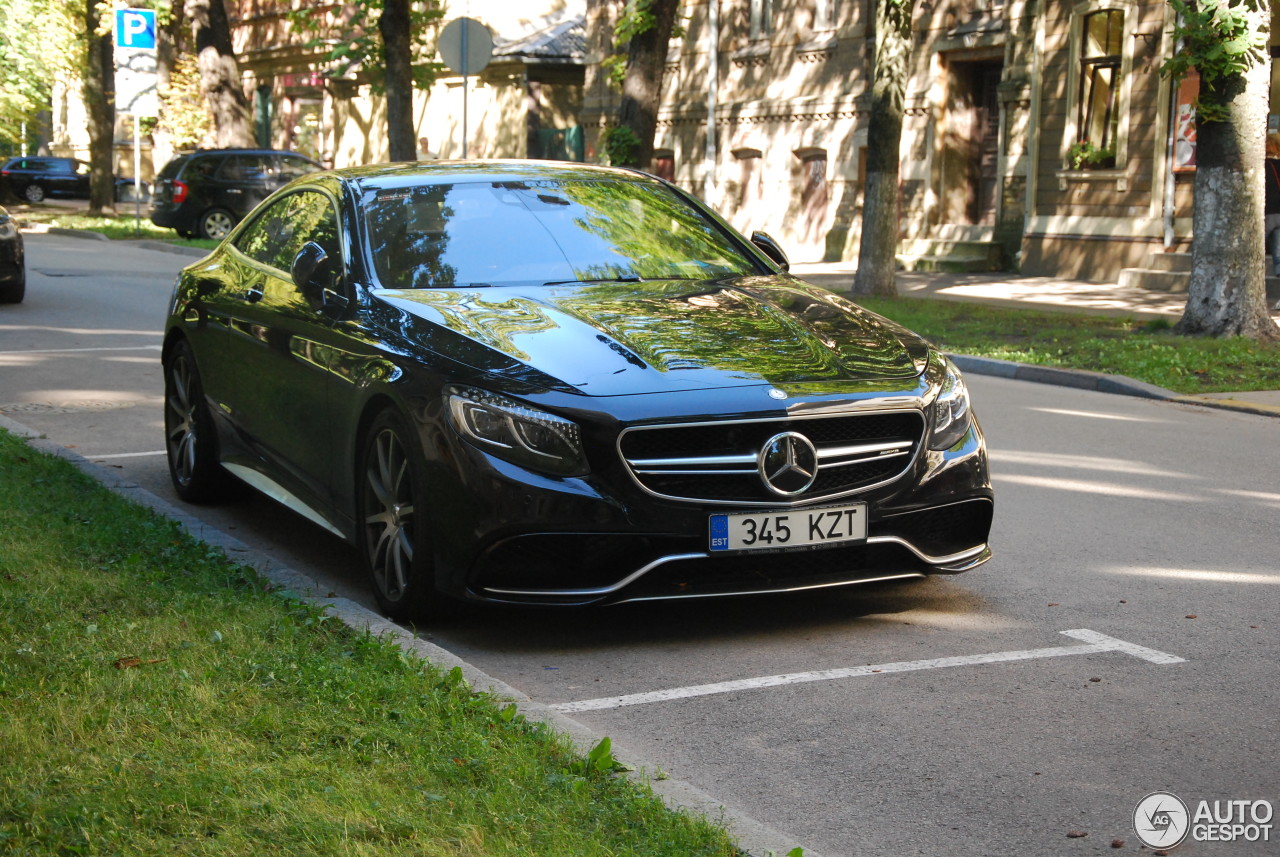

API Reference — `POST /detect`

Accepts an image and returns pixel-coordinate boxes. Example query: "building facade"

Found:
[583,0,1280,280]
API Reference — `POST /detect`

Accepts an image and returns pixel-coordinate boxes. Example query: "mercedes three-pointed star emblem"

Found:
[758,431,819,496]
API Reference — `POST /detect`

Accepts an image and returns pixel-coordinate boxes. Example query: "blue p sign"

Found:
[116,8,156,50]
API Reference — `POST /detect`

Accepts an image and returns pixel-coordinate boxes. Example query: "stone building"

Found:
[583,0,1280,280]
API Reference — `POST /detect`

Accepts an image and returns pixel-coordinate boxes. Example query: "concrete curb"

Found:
[949,353,1280,418]
[45,226,109,241]
[24,227,208,258]
[1170,395,1280,419]
[947,353,1179,400]
[0,412,819,857]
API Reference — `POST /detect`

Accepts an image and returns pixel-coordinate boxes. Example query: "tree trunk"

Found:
[187,0,254,148]
[83,0,116,215]
[1176,32,1280,340]
[153,0,187,171]
[379,0,416,162]
[852,0,912,297]
[616,0,680,170]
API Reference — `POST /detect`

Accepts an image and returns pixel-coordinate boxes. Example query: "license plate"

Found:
[708,502,867,552]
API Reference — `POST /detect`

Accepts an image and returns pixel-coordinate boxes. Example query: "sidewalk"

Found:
[791,261,1280,419]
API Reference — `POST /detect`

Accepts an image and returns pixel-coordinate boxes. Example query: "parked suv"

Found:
[1,157,91,203]
[149,149,322,240]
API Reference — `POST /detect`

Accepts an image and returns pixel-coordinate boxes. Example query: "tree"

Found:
[186,0,254,148]
[603,0,681,169]
[852,0,913,298]
[379,0,416,161]
[0,0,70,156]
[1163,0,1279,341]
[82,0,116,214]
[289,0,442,162]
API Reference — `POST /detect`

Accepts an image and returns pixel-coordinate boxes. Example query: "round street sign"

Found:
[438,18,494,76]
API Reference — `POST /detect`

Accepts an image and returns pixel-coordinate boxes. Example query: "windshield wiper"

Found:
[543,276,643,285]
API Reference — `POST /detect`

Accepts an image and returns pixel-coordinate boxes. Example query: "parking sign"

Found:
[116,9,156,50]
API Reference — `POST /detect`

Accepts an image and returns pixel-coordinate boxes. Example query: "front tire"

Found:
[198,208,235,241]
[23,184,44,203]
[164,340,234,502]
[358,410,445,621]
[0,270,24,304]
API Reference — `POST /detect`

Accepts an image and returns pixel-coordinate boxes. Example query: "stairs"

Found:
[1120,251,1280,299]
[897,237,1005,273]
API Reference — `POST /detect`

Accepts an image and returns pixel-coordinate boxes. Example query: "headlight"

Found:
[929,357,972,451]
[448,387,589,476]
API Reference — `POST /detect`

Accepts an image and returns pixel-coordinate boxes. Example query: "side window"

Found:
[216,154,269,182]
[232,190,340,276]
[277,155,321,181]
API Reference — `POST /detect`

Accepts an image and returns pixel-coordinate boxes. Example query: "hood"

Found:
[372,275,931,396]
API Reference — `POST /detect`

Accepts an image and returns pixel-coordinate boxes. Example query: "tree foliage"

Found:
[606,0,681,170]
[1162,0,1269,122]
[0,0,76,153]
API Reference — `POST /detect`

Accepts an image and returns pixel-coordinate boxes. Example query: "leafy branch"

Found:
[1161,0,1268,123]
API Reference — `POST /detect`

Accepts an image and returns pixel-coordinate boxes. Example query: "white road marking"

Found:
[550,629,1185,713]
[88,450,166,460]
[0,345,162,355]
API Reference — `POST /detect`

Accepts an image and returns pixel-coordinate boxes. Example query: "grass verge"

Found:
[857,297,1280,395]
[13,207,217,249]
[0,431,743,857]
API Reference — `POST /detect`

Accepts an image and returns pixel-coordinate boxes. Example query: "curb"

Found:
[26,227,208,258]
[0,412,820,857]
[949,353,1280,418]
[947,353,1178,400]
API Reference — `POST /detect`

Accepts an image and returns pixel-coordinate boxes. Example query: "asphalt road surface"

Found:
[4,234,1278,856]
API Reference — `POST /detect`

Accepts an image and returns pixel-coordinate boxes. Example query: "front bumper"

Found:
[432,418,993,606]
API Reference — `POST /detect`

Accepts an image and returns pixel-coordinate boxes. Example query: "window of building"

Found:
[750,0,774,40]
[813,0,835,31]
[652,149,675,182]
[795,148,828,245]
[1077,10,1123,151]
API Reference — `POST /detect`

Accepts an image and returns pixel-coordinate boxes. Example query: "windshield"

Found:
[360,179,759,289]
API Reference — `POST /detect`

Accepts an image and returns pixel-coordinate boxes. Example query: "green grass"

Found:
[857,297,1280,395]
[14,207,217,249]
[0,432,743,857]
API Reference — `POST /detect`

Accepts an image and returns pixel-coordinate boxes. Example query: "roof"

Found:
[330,159,648,191]
[491,16,585,63]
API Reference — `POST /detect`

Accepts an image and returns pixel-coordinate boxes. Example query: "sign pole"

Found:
[133,114,142,234]
[461,20,470,158]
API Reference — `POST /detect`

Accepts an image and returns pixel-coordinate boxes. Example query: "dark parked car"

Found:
[1,157,91,203]
[0,156,148,204]
[163,161,993,620]
[0,205,24,303]
[150,148,322,240]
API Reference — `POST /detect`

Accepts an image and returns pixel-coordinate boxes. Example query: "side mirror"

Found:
[292,241,350,317]
[750,231,790,272]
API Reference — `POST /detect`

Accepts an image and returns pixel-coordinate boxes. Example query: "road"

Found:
[4,233,1278,856]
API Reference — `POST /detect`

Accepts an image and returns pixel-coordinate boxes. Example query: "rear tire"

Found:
[357,410,448,622]
[164,340,235,503]
[23,184,44,203]
[198,208,235,241]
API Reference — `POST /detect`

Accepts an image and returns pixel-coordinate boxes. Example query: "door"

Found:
[969,65,1001,226]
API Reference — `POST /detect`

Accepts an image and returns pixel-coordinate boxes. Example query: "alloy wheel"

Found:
[165,352,199,489]
[201,210,234,240]
[362,427,417,603]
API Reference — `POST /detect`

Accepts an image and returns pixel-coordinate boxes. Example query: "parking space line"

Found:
[88,450,166,460]
[550,629,1185,713]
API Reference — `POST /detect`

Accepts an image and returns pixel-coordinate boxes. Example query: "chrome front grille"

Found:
[618,410,925,506]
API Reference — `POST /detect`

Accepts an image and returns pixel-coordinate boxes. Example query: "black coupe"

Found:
[163,161,993,619]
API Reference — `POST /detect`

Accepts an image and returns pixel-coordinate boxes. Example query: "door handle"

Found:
[243,285,264,303]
